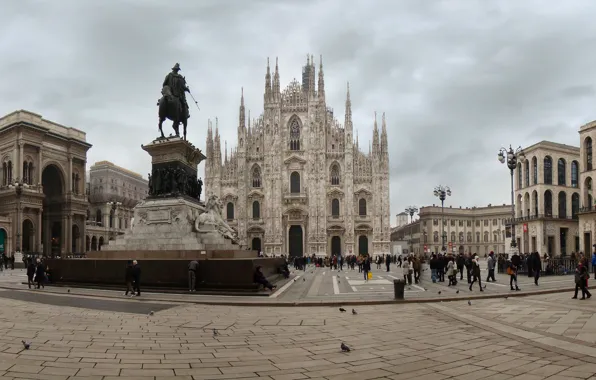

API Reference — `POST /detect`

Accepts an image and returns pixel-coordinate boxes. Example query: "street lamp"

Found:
[433,186,451,252]
[404,206,418,254]
[498,145,525,251]
[9,178,28,253]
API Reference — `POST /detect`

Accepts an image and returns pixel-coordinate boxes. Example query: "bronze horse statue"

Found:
[157,85,188,140]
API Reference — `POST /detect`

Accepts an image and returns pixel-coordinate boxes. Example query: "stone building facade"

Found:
[578,121,596,254]
[205,56,391,257]
[391,204,512,257]
[0,110,91,256]
[86,161,148,251]
[512,141,580,256]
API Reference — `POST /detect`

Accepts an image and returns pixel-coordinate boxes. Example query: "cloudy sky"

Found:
[2,0,596,225]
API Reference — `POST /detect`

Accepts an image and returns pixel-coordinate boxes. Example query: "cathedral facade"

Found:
[205,57,390,257]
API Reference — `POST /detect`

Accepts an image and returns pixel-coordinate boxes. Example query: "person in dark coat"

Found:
[26,260,36,289]
[456,253,465,281]
[533,252,542,286]
[124,260,134,296]
[131,260,141,296]
[573,260,592,300]
[253,266,277,291]
[362,256,372,281]
[510,253,521,291]
[34,259,45,289]
[469,256,483,291]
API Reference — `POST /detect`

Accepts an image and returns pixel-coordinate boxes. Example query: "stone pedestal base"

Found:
[103,197,239,252]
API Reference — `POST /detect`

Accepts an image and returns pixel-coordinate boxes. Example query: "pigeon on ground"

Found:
[483,284,487,289]
[424,288,428,291]
[303,278,305,282]
[352,309,357,315]
[407,287,412,290]
[148,311,154,316]
[21,341,30,350]
[339,308,347,312]
[67,289,70,293]
[341,342,351,352]
[438,291,441,295]
[213,329,219,336]
[338,280,340,284]
[468,300,472,306]
[456,290,459,294]
[504,296,508,300]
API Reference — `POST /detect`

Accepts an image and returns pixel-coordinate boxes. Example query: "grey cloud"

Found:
[2,0,596,222]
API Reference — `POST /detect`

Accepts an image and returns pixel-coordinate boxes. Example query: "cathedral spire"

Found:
[372,112,379,155]
[344,82,352,130]
[239,87,245,129]
[309,54,316,98]
[317,55,325,100]
[248,109,251,129]
[381,112,388,154]
[264,57,272,102]
[224,140,228,163]
[273,57,280,100]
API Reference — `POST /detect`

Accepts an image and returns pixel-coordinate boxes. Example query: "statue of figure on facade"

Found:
[158,63,190,140]
[147,173,153,195]
[197,177,203,201]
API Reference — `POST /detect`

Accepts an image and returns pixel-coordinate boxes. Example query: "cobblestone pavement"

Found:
[0,262,576,305]
[1,290,596,379]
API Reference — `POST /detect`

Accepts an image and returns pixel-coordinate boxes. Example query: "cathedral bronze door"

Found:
[331,236,341,256]
[358,235,369,256]
[251,237,262,253]
[288,225,303,258]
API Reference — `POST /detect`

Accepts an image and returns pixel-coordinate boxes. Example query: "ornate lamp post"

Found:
[433,186,451,252]
[9,179,27,253]
[498,145,525,252]
[404,206,418,254]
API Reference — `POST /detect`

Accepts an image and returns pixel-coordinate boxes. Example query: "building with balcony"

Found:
[204,57,391,257]
[0,110,91,256]
[85,161,148,251]
[392,204,512,257]
[512,141,580,256]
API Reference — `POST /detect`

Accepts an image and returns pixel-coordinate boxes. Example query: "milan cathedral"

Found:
[205,56,390,257]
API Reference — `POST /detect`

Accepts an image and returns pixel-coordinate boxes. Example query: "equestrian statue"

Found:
[157,63,199,140]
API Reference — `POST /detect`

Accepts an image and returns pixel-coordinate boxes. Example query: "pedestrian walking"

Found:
[188,259,199,292]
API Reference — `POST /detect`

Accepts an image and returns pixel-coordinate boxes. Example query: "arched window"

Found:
[6,161,12,184]
[95,210,102,225]
[572,193,580,218]
[359,198,367,216]
[544,190,553,216]
[433,231,439,242]
[109,209,114,228]
[330,164,340,186]
[459,232,464,242]
[28,162,33,185]
[544,156,553,184]
[517,163,522,189]
[558,191,567,219]
[483,232,489,242]
[493,232,498,242]
[2,162,6,186]
[450,232,455,242]
[524,160,529,187]
[532,190,538,216]
[558,158,566,185]
[585,177,593,209]
[252,166,261,188]
[586,137,593,171]
[331,198,340,217]
[86,209,90,220]
[226,202,234,220]
[290,171,300,193]
[467,232,472,242]
[532,156,538,185]
[252,201,260,219]
[571,161,579,188]
[23,161,28,184]
[289,119,300,151]
[476,232,480,243]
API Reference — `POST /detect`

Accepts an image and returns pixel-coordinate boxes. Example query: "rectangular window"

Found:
[475,221,480,227]
[492,219,497,225]
[467,221,472,227]
[450,220,455,226]
[484,220,489,226]
[459,220,464,227]
[433,219,438,226]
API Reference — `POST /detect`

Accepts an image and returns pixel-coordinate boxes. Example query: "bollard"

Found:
[393,279,405,300]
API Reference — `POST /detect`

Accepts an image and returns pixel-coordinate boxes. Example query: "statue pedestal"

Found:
[103,136,241,254]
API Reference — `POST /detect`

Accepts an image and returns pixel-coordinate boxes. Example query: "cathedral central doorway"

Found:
[22,219,34,252]
[331,236,341,256]
[251,237,262,253]
[288,225,303,258]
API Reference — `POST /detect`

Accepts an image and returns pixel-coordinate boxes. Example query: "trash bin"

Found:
[393,279,405,300]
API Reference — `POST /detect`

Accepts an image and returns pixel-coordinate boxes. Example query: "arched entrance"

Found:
[22,219,34,252]
[0,228,6,255]
[72,224,80,253]
[251,237,262,252]
[42,164,65,257]
[91,236,97,251]
[98,236,104,251]
[331,236,341,256]
[358,235,369,256]
[86,235,90,252]
[288,225,303,258]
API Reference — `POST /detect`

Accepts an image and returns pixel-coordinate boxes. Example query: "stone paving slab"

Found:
[0,291,594,378]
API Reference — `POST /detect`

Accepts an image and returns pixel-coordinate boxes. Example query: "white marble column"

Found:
[18,142,24,181]
[68,154,73,194]
[37,148,43,185]
[36,210,42,252]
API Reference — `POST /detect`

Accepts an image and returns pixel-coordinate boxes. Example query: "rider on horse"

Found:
[162,63,190,119]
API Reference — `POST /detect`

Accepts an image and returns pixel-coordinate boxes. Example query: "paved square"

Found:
[0,288,595,379]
